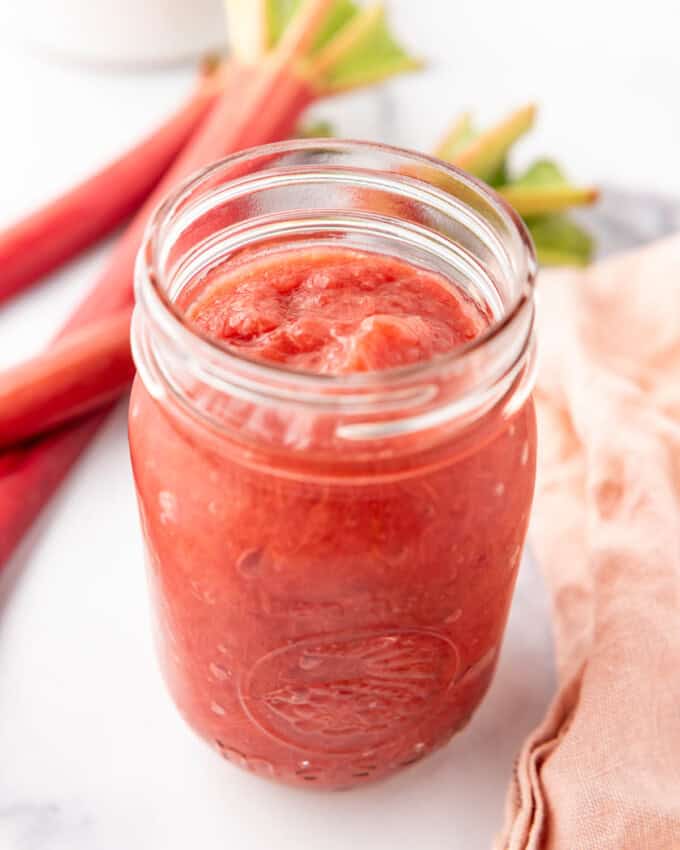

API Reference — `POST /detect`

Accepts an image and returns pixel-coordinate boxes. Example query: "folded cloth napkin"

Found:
[497,235,680,849]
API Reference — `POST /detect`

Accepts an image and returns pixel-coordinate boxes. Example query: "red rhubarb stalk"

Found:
[0,0,418,566]
[0,416,106,565]
[0,1,325,565]
[0,60,225,305]
[0,310,134,450]
[61,6,325,332]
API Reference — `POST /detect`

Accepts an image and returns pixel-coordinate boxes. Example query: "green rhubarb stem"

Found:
[275,0,337,69]
[223,0,420,94]
[307,2,423,93]
[499,184,599,216]
[311,3,384,78]
[434,112,473,161]
[451,104,536,182]
[533,245,591,267]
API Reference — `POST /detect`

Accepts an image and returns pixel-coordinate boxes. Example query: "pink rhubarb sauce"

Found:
[185,248,487,373]
[129,246,536,789]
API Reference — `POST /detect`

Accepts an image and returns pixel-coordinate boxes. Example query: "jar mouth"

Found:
[136,139,536,395]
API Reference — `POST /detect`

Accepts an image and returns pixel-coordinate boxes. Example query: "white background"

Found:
[0,2,677,848]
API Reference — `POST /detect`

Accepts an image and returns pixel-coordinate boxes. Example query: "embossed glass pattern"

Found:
[129,141,538,789]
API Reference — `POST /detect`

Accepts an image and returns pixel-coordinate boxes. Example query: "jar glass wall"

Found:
[129,140,537,789]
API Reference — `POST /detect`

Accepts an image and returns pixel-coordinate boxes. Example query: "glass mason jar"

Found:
[129,140,537,790]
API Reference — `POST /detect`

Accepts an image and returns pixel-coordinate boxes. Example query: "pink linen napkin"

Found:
[497,235,680,849]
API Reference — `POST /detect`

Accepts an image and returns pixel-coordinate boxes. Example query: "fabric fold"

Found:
[497,235,680,849]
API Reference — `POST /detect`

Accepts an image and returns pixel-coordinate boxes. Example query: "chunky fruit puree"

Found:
[184,248,488,373]
[129,245,536,789]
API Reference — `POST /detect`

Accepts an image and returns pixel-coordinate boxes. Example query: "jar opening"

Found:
[133,140,536,441]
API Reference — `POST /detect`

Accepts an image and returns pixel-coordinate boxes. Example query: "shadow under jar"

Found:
[129,140,538,790]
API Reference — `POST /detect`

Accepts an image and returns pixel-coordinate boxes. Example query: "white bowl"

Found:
[7,0,226,67]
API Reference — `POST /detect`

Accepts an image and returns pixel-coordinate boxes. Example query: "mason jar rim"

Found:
[136,140,536,394]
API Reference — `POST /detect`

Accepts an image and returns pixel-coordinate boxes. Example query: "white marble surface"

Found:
[0,2,678,848]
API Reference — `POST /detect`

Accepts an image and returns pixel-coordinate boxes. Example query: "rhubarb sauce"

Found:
[129,245,536,789]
